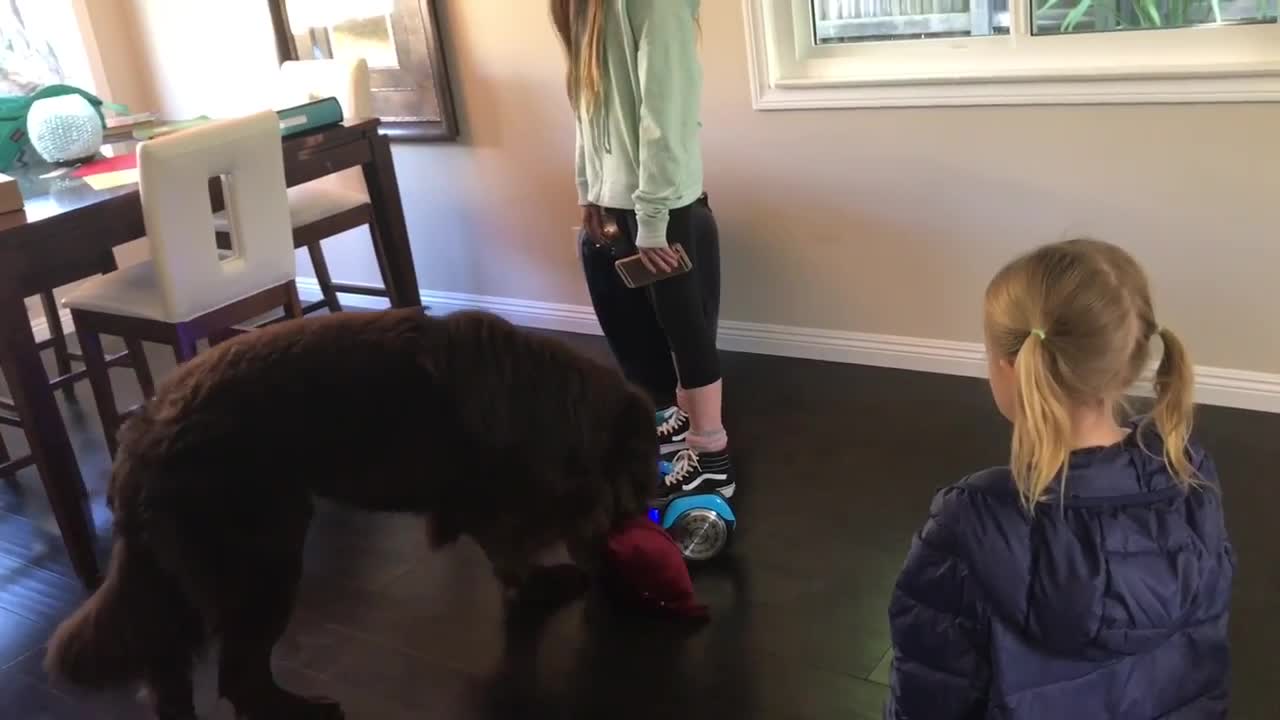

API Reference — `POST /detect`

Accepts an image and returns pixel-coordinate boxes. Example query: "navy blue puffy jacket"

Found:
[886,425,1234,719]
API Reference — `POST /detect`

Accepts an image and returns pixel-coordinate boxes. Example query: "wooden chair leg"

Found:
[282,280,304,320]
[73,319,122,457]
[0,430,15,486]
[172,326,200,363]
[123,338,156,397]
[306,241,343,314]
[368,219,396,299]
[39,290,76,394]
[172,340,199,363]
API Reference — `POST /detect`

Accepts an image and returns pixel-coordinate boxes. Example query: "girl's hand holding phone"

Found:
[615,244,692,289]
[639,245,681,273]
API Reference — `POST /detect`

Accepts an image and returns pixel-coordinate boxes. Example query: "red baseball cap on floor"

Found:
[603,516,710,621]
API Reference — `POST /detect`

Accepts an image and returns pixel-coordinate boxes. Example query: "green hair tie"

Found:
[1030,329,1047,341]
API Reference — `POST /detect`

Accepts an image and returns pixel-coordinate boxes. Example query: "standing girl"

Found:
[888,239,1234,718]
[552,0,733,499]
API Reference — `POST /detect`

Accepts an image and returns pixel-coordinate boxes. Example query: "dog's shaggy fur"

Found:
[45,309,658,719]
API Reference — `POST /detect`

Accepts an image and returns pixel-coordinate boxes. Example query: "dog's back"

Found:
[112,308,656,520]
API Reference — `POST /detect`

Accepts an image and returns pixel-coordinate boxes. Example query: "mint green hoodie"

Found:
[574,0,703,249]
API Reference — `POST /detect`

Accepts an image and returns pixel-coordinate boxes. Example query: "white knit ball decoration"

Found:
[26,94,104,163]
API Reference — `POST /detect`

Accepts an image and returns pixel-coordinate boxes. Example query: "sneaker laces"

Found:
[657,408,689,437]
[663,449,700,487]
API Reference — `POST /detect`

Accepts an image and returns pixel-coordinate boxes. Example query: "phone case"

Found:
[615,246,693,289]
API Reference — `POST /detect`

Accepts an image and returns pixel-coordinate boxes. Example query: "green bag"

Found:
[0,84,110,172]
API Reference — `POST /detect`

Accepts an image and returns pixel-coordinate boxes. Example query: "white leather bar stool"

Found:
[215,58,394,317]
[63,110,302,456]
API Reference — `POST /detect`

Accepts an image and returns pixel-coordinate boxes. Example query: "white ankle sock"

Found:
[688,428,728,453]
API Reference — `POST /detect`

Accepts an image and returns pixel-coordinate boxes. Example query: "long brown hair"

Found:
[985,239,1197,512]
[550,0,606,114]
[551,1,701,114]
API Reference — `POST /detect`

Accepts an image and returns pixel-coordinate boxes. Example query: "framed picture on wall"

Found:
[268,0,459,141]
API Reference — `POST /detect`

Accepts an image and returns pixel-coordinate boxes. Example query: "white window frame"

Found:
[744,0,1280,108]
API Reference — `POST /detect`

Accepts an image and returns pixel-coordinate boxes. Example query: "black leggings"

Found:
[580,196,722,406]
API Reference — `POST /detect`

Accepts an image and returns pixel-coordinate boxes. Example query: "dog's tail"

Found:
[45,534,204,690]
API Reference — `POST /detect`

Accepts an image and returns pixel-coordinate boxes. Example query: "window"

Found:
[814,0,1011,42]
[745,0,1280,107]
[1,1,94,96]
[1030,0,1275,36]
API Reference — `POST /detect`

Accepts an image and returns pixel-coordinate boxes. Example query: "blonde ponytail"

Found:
[1150,327,1198,488]
[987,239,1204,515]
[1011,331,1074,512]
[550,0,606,114]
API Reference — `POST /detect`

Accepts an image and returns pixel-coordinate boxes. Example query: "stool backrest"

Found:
[276,59,371,197]
[277,59,372,121]
[137,110,295,322]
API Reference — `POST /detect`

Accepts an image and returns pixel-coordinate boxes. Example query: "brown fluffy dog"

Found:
[45,309,658,719]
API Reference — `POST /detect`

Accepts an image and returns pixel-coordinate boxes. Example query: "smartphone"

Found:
[615,245,693,289]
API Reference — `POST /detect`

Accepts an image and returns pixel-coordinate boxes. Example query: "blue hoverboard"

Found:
[648,460,737,562]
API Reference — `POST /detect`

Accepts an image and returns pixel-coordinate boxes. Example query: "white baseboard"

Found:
[716,319,989,378]
[244,279,1280,414]
[1182,367,1280,415]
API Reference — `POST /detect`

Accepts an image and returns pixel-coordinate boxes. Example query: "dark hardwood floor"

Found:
[0,327,1276,718]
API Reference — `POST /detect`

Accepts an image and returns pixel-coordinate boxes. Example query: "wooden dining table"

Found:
[0,118,421,589]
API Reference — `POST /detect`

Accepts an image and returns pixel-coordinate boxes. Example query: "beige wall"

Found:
[321,0,1280,374]
[60,0,1280,374]
[127,0,281,120]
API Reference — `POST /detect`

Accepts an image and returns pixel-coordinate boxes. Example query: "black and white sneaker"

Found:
[659,448,734,500]
[656,406,690,454]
